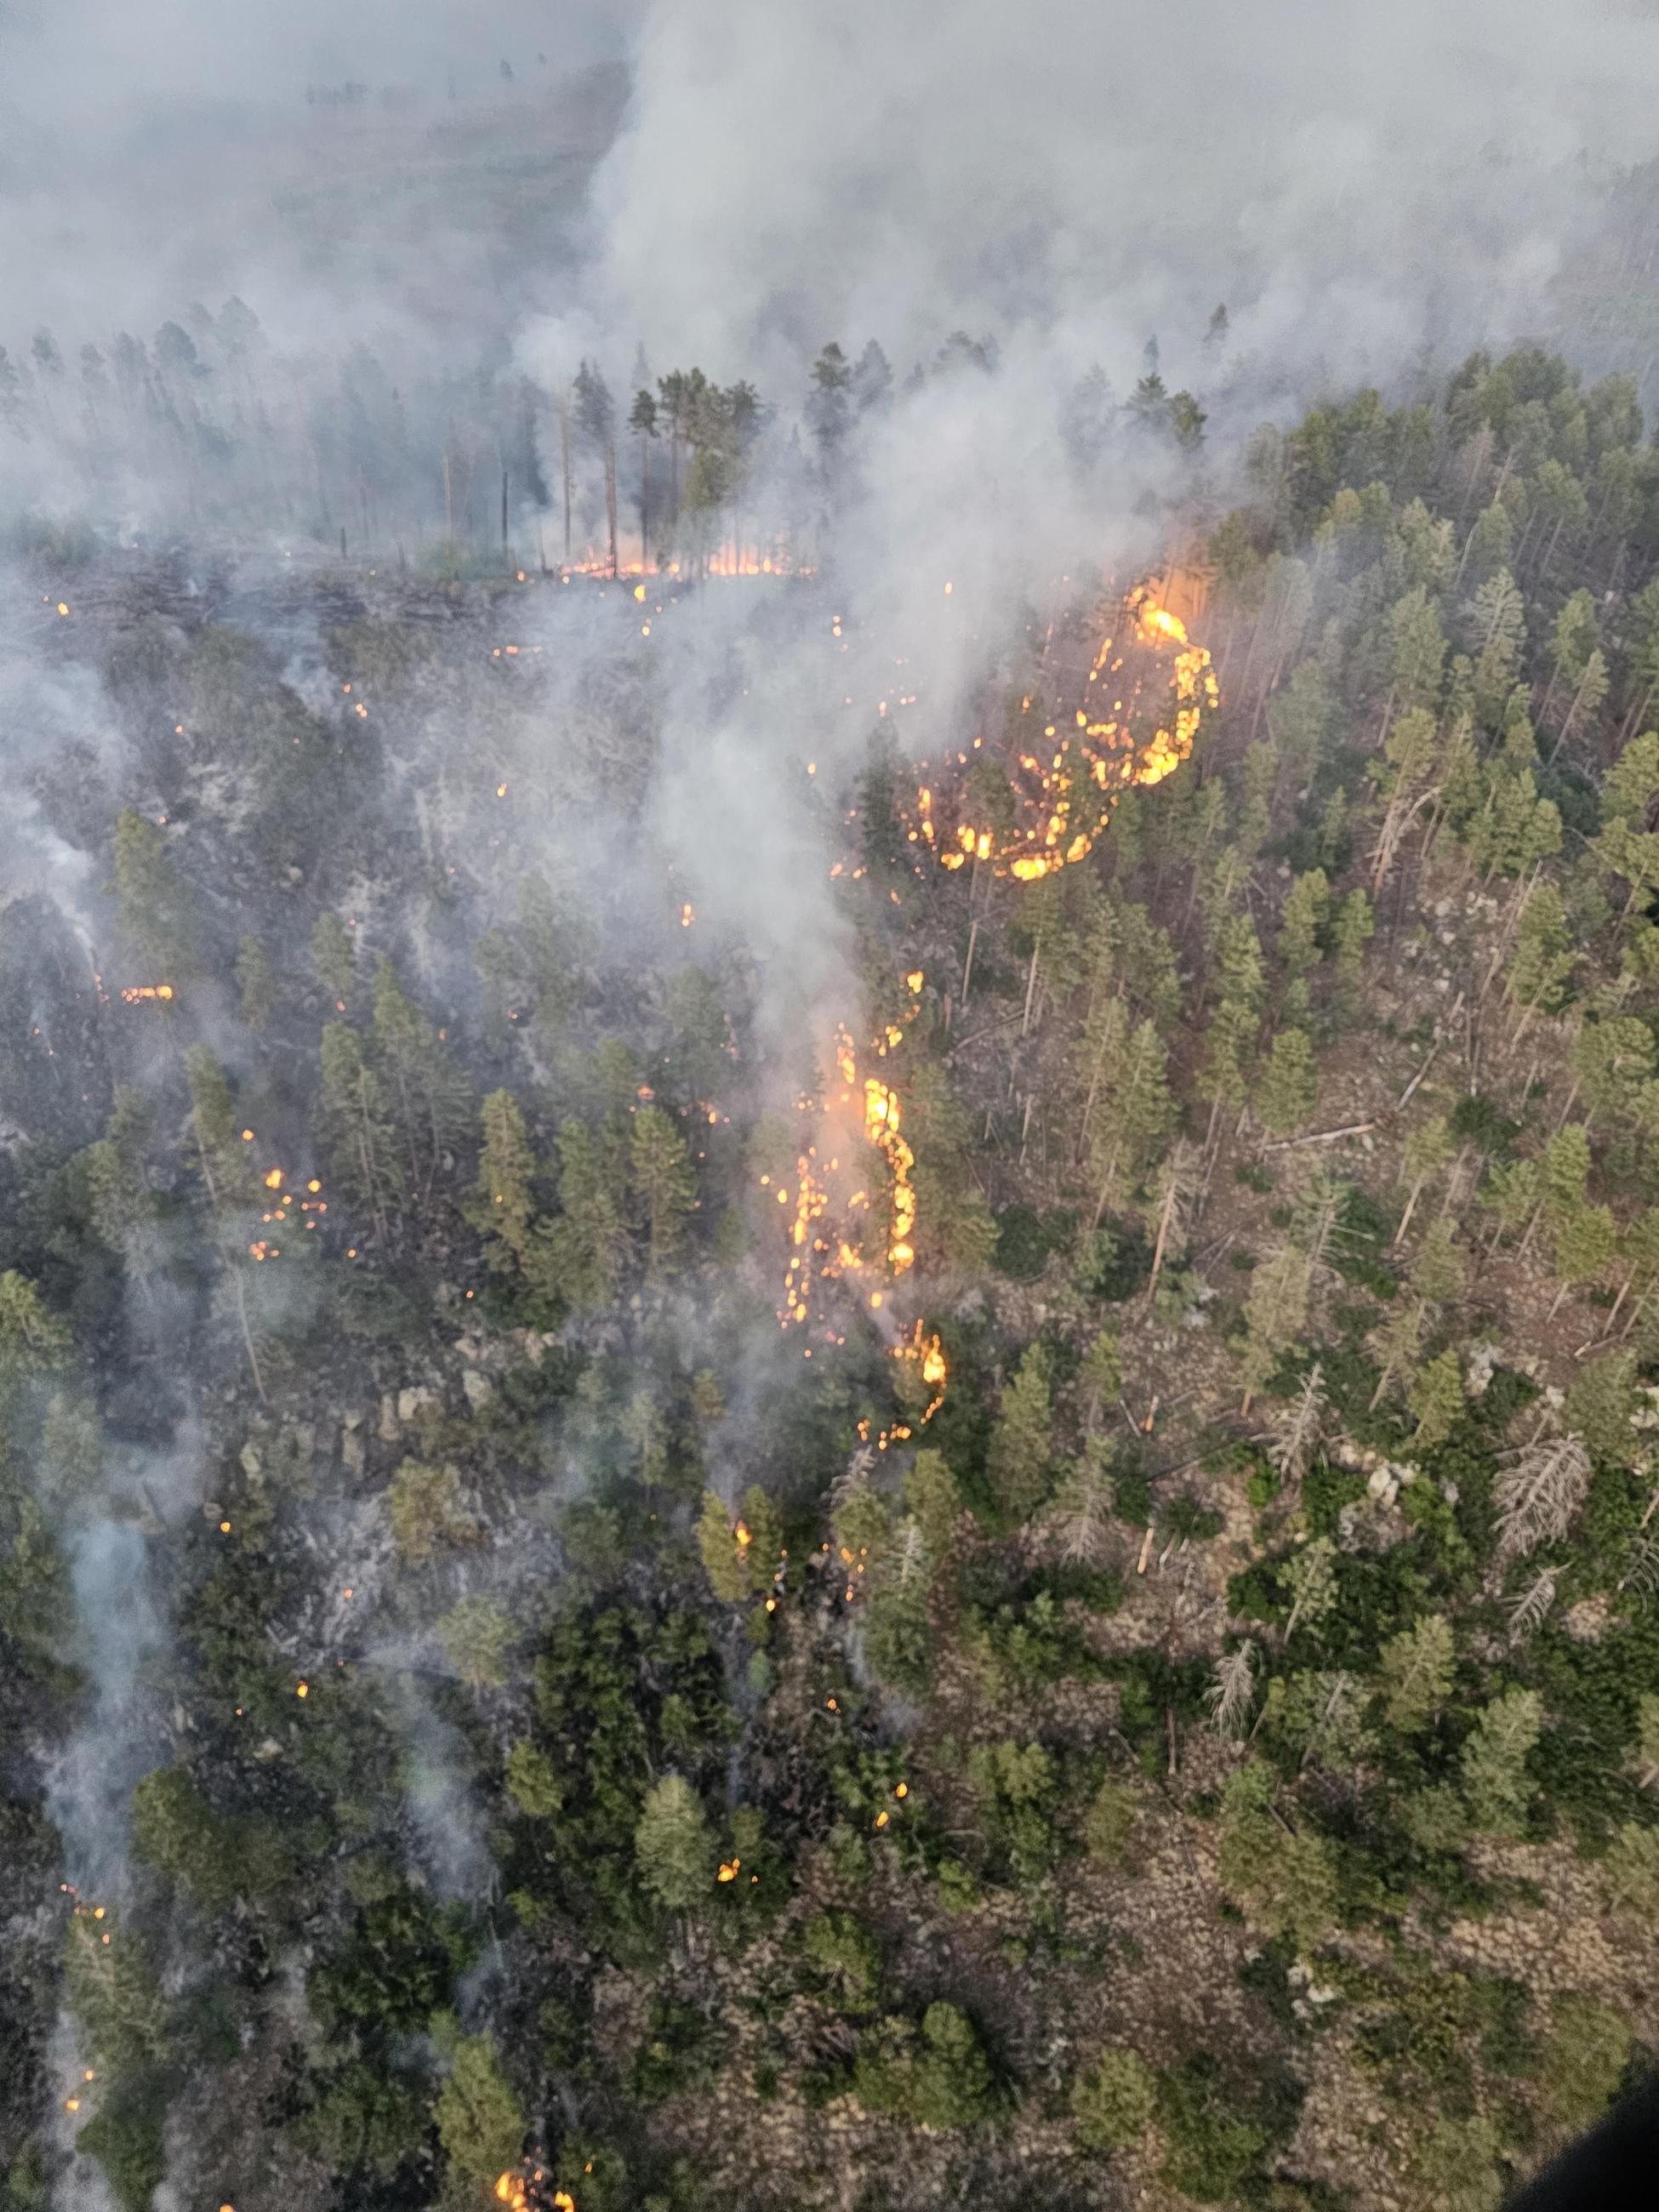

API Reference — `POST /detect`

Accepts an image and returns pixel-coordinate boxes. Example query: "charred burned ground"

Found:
[7,349,1659,2212]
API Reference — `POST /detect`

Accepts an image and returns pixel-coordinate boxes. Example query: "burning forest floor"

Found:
[9,346,1659,2212]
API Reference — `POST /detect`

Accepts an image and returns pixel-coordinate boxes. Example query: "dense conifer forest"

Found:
[5,329,1659,2212]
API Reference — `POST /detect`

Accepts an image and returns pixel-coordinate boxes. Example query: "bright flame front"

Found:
[915,587,1217,882]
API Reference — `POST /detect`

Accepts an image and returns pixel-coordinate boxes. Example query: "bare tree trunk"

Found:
[605,440,619,579]
[1146,1178,1178,1303]
[1392,1173,1428,1251]
[1090,1151,1120,1232]
[231,1266,269,1405]
[555,387,573,564]
[1021,937,1042,1038]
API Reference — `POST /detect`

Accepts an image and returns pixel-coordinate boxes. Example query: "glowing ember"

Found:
[495,2169,576,2212]
[894,1318,949,1423]
[120,983,174,1002]
[915,588,1217,881]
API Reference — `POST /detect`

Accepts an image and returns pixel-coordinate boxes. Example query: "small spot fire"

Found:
[494,2169,577,2211]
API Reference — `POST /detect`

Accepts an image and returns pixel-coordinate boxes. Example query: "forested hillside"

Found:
[7,342,1659,2212]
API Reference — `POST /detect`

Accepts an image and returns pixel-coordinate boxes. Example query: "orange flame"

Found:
[917,587,1217,883]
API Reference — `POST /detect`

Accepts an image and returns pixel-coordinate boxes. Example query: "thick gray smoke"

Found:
[583,0,1659,391]
[0,0,639,345]
[2,0,1656,394]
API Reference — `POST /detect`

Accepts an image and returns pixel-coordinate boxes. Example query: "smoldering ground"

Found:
[2,8,1658,2209]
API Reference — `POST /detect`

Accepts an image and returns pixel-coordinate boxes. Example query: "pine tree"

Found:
[470,1089,538,1270]
[1199,915,1266,1143]
[1278,868,1329,982]
[1049,1437,1117,1566]
[234,932,276,1029]
[1573,1016,1656,1133]
[1393,1115,1452,1247]
[111,807,196,976]
[1217,1759,1336,1947]
[370,957,472,1194]
[806,342,852,467]
[630,1105,696,1280]
[1071,2050,1156,2150]
[435,2035,524,2190]
[1461,1685,1541,1833]
[311,911,355,1002]
[63,1910,169,2074]
[1143,1137,1200,1303]
[1386,584,1448,719]
[1370,708,1440,890]
[1462,499,1513,586]
[628,386,658,564]
[1254,1029,1317,1137]
[318,1023,400,1238]
[1548,1201,1617,1316]
[1555,648,1609,759]
[1505,884,1576,1030]
[1481,1157,1541,1252]
[635,1776,714,1913]
[1466,567,1526,725]
[0,1271,72,1380]
[1071,994,1128,1165]
[1266,658,1333,786]
[1411,1215,1466,1307]
[1283,1535,1338,1641]
[1088,1018,1173,1223]
[1237,1246,1311,1413]
[1331,888,1375,1012]
[1565,1349,1639,1458]
[988,1343,1054,1525]
[436,1595,515,1692]
[696,1491,749,1603]
[183,1044,256,1210]
[1408,1348,1464,1445]
[1377,1614,1455,1732]
[549,1120,629,1307]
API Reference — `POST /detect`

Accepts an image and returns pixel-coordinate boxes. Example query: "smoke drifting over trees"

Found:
[6,7,1659,2212]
